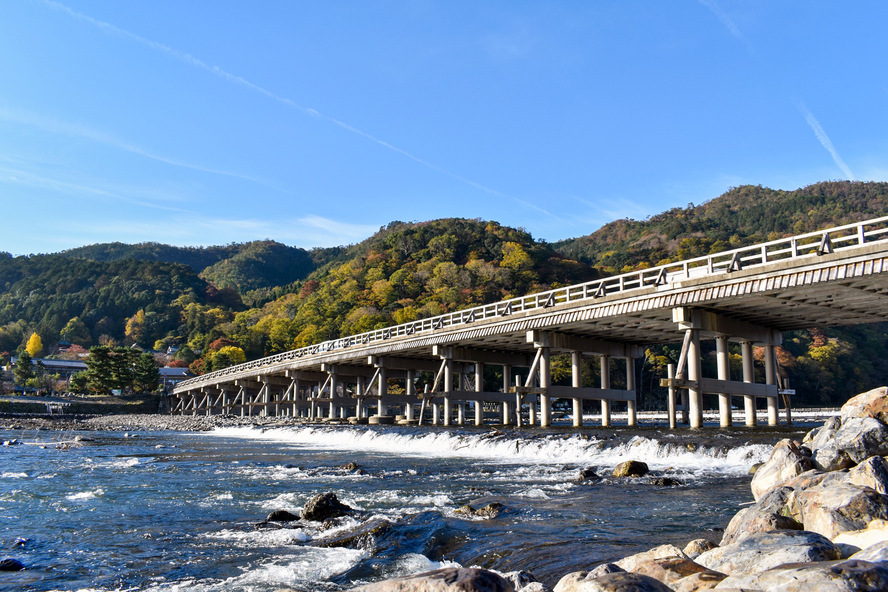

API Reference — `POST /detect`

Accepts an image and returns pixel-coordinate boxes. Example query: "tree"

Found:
[133,353,160,393]
[60,316,92,345]
[25,332,43,358]
[13,351,33,388]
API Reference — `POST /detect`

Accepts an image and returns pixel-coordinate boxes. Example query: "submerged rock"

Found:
[351,566,514,591]
[0,558,25,571]
[315,518,391,549]
[456,502,506,520]
[576,467,600,482]
[302,492,354,522]
[612,460,649,478]
[266,509,300,522]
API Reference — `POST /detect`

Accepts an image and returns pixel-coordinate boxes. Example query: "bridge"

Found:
[172,217,888,429]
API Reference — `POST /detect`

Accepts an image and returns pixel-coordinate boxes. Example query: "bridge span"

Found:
[172,217,888,429]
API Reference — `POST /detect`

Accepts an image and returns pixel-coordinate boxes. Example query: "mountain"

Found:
[60,240,324,299]
[553,181,888,273]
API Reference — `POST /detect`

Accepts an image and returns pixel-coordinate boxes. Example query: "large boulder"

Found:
[789,482,888,539]
[554,572,672,592]
[719,486,802,545]
[695,530,840,577]
[351,567,514,592]
[614,544,724,589]
[841,386,888,423]
[848,455,888,495]
[301,492,354,522]
[850,540,888,563]
[833,519,888,557]
[714,559,888,591]
[750,439,814,501]
[811,417,888,472]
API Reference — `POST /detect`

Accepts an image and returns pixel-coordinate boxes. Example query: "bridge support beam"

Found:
[600,355,611,427]
[765,345,779,426]
[626,357,637,426]
[571,351,583,427]
[716,336,732,428]
[502,365,512,425]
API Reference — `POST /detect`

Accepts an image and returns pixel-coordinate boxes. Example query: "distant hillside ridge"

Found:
[59,240,323,295]
[553,181,888,273]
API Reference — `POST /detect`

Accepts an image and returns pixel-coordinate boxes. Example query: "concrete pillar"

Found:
[329,372,338,419]
[377,366,388,417]
[502,365,512,425]
[716,336,732,427]
[406,370,416,420]
[626,357,637,426]
[667,363,676,429]
[687,330,704,428]
[741,341,757,426]
[600,355,611,427]
[443,358,453,426]
[474,362,483,426]
[539,347,551,427]
[765,345,778,426]
[514,376,523,427]
[571,351,583,427]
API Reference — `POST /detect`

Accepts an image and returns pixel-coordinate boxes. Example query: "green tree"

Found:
[60,316,92,345]
[68,371,88,394]
[13,351,34,388]
[133,353,160,393]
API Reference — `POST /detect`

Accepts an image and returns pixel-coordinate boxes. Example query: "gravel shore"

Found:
[0,413,314,433]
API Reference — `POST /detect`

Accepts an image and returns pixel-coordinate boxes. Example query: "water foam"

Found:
[66,488,105,501]
[209,426,769,476]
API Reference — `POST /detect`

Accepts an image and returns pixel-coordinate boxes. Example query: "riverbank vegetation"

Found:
[0,181,886,406]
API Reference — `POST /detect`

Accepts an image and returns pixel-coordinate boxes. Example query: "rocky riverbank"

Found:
[351,387,888,592]
[0,412,312,433]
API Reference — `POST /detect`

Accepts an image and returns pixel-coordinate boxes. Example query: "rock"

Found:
[790,481,888,539]
[351,566,514,591]
[850,540,888,563]
[750,439,814,501]
[748,462,763,476]
[803,415,841,449]
[266,510,300,522]
[301,492,354,522]
[577,467,601,482]
[669,572,724,592]
[832,518,888,556]
[716,559,888,591]
[682,539,717,560]
[695,530,840,577]
[588,564,624,578]
[613,461,649,478]
[848,455,888,495]
[554,572,672,592]
[614,544,724,589]
[647,477,681,487]
[811,417,888,472]
[340,462,363,472]
[314,518,391,549]
[501,571,540,591]
[719,486,802,545]
[456,502,505,520]
[841,386,888,423]
[0,558,25,571]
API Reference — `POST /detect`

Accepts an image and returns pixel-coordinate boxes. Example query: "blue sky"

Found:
[1,1,886,255]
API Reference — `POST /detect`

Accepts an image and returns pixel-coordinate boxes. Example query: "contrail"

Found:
[698,0,756,57]
[798,103,855,181]
[41,0,511,201]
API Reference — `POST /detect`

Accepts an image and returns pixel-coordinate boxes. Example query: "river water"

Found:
[0,421,814,591]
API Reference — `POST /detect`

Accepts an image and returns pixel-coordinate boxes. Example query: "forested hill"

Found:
[554,181,888,273]
[60,240,321,296]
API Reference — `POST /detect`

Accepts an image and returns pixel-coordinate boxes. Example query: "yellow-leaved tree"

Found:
[25,332,43,358]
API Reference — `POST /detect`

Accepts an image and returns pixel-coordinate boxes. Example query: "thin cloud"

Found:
[41,0,510,202]
[698,0,756,57]
[0,106,263,184]
[798,103,855,181]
